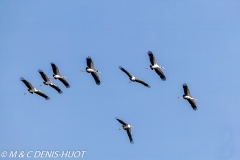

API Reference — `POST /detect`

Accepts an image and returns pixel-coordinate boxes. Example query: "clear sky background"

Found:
[1,1,240,160]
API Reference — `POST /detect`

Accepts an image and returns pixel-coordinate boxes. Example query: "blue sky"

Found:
[1,1,240,159]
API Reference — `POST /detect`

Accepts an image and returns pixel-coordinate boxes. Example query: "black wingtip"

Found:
[183,83,187,86]
[20,77,24,81]
[87,56,91,59]
[46,97,50,100]
[38,69,42,72]
[66,85,70,88]
[96,82,101,85]
[115,117,120,121]
[161,77,166,81]
[148,51,153,55]
[130,141,134,144]
[59,90,63,94]
[119,66,123,69]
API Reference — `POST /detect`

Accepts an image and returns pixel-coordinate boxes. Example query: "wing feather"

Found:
[35,91,50,100]
[49,83,62,94]
[20,77,34,90]
[154,68,166,81]
[135,78,151,88]
[38,69,50,82]
[51,63,60,75]
[119,66,132,78]
[126,128,134,144]
[91,72,101,85]
[187,99,197,110]
[116,118,128,125]
[59,78,70,88]
[87,57,94,69]
[183,83,190,96]
[148,51,156,65]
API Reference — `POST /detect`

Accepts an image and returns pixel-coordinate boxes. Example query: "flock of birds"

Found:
[20,51,198,144]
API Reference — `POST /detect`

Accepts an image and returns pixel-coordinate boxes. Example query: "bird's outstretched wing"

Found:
[183,83,191,96]
[35,91,50,100]
[187,99,197,110]
[148,51,156,65]
[59,78,70,88]
[20,77,34,90]
[119,66,132,78]
[91,72,101,85]
[49,83,62,94]
[116,118,128,125]
[135,78,151,88]
[51,63,60,75]
[38,69,50,82]
[126,128,134,144]
[87,57,94,69]
[154,68,166,81]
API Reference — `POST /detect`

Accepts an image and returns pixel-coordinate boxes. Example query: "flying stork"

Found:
[146,51,166,81]
[178,83,198,110]
[51,63,70,88]
[119,66,150,88]
[38,69,62,94]
[20,77,50,100]
[116,118,134,144]
[80,56,101,85]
